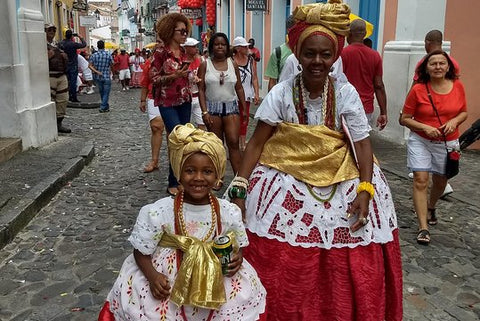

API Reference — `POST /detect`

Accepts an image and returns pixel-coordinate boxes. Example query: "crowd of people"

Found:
[44,0,469,319]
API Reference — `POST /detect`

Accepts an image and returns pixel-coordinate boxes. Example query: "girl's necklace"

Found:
[177,192,217,242]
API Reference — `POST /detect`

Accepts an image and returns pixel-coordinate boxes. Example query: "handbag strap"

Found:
[425,84,449,149]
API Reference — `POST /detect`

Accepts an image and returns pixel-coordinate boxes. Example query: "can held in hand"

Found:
[212,235,233,275]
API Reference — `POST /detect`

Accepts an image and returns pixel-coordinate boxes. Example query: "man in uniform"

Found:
[45,23,71,133]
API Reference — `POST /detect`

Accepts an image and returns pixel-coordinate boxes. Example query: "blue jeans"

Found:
[66,66,78,101]
[95,78,112,110]
[159,102,192,188]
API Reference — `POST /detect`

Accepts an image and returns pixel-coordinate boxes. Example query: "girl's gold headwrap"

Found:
[288,0,351,59]
[168,123,226,184]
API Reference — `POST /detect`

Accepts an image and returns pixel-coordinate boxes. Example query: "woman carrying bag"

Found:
[400,50,467,245]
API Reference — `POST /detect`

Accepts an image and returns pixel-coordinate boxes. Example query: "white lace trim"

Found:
[245,164,398,250]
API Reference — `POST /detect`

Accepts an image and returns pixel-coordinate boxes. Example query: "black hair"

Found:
[208,32,231,57]
[416,50,458,83]
[65,29,73,39]
[97,40,105,49]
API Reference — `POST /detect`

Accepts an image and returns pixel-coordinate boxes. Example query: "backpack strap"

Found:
[275,46,282,76]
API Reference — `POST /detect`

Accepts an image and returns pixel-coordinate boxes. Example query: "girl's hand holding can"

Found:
[226,250,243,277]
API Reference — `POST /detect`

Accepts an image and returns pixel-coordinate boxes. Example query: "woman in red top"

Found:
[401,50,467,245]
[151,13,192,196]
[139,41,165,173]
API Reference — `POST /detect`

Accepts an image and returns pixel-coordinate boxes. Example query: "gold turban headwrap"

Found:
[168,123,226,184]
[288,0,351,58]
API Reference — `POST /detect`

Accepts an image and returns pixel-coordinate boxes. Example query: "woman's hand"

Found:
[202,112,214,127]
[439,119,458,136]
[231,198,246,222]
[347,192,370,232]
[226,249,243,277]
[174,64,190,79]
[148,272,171,300]
[423,125,442,138]
[139,101,147,113]
[253,94,260,106]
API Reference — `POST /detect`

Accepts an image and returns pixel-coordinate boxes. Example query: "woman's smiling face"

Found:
[298,35,336,81]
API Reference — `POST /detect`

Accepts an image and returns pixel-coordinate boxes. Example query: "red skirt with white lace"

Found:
[243,164,403,320]
[244,230,402,321]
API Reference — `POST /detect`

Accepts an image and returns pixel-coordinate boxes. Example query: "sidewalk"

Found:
[0,137,94,248]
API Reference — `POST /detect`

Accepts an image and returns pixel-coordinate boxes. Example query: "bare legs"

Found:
[144,117,164,173]
[413,171,448,230]
[207,114,241,173]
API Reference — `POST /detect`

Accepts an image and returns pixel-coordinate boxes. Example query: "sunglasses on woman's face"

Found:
[174,29,188,36]
[219,72,225,85]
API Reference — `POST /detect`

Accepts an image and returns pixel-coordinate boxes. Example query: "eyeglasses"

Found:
[174,28,188,36]
[219,72,225,85]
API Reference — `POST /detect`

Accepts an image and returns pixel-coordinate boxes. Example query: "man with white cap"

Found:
[183,37,206,130]
[232,36,259,151]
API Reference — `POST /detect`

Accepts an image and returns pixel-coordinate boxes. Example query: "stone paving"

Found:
[1,82,479,320]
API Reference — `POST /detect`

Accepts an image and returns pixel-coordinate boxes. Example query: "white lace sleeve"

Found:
[336,82,371,142]
[128,198,173,255]
[218,200,249,248]
[254,79,297,126]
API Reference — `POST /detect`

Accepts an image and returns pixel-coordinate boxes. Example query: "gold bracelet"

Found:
[356,181,375,200]
[202,111,208,115]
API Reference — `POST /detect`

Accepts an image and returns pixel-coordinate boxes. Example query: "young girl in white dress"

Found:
[98,123,266,321]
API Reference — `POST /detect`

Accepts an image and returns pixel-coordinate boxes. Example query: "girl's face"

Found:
[180,153,217,205]
[298,35,336,82]
[212,37,228,58]
[172,21,188,45]
[426,54,449,79]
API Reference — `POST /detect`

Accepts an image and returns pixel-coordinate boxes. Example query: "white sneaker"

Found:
[441,183,454,199]
[86,88,94,95]
[126,86,130,90]
[80,88,87,94]
[122,87,126,91]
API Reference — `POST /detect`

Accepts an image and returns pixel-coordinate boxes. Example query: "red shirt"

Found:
[249,47,261,61]
[115,53,130,70]
[403,80,467,141]
[152,46,191,107]
[140,59,153,99]
[341,43,383,114]
[413,55,460,82]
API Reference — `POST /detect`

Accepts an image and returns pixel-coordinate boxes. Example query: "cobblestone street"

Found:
[0,83,479,320]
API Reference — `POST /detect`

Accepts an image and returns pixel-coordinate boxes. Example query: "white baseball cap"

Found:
[182,38,200,47]
[232,36,249,47]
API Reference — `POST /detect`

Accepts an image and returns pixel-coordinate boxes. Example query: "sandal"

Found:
[427,208,438,226]
[416,229,430,245]
[143,161,159,173]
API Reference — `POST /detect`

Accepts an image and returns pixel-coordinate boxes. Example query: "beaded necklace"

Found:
[176,192,217,242]
[293,74,336,128]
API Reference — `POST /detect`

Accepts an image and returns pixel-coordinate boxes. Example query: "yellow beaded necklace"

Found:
[177,192,217,242]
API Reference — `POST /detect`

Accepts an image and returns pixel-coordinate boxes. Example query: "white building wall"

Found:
[0,0,57,149]
[380,0,447,144]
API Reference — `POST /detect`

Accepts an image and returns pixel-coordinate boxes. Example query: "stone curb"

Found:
[0,143,95,249]
[67,101,100,109]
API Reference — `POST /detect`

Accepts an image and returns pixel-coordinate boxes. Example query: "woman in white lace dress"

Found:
[99,124,266,321]
[230,2,402,320]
